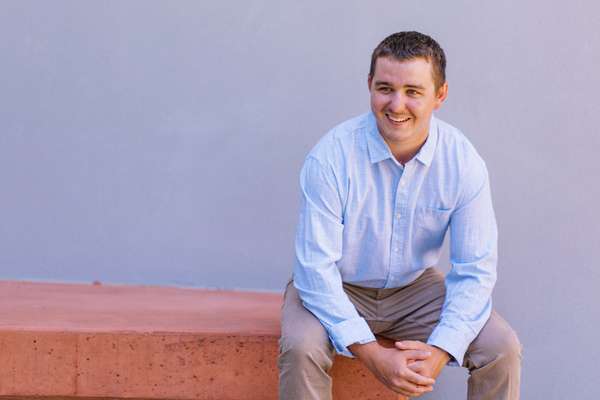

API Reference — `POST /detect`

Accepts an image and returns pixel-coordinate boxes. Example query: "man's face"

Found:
[368,56,447,147]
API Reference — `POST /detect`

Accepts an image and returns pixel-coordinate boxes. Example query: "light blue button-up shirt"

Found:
[293,112,497,365]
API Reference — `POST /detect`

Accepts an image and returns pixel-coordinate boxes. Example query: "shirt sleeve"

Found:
[293,156,376,357]
[427,155,498,366]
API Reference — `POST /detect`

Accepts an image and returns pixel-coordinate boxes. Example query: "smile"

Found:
[385,113,411,124]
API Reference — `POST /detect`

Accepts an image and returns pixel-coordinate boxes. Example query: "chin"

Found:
[380,132,410,144]
[385,127,414,140]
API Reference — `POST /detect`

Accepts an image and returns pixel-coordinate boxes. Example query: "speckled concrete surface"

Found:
[0,280,396,399]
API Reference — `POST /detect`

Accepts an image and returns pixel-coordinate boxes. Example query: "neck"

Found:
[386,134,428,165]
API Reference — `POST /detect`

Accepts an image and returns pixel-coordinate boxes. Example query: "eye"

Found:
[378,87,392,94]
[406,89,420,96]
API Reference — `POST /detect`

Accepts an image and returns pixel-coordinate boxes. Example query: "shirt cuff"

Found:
[427,323,472,366]
[328,317,376,357]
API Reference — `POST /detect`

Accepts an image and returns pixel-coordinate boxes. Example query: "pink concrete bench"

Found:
[0,280,397,399]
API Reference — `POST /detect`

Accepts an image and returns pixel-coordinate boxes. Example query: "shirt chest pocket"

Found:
[414,207,452,233]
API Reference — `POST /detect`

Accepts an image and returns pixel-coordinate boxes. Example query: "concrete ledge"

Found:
[0,280,396,399]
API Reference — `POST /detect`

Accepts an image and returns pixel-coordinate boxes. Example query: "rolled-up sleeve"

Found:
[293,156,376,357]
[427,155,498,366]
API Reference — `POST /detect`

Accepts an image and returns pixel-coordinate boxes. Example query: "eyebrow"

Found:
[373,81,426,90]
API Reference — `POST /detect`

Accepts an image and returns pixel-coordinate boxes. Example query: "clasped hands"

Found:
[349,339,450,398]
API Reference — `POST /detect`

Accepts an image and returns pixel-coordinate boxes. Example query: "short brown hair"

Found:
[369,31,446,90]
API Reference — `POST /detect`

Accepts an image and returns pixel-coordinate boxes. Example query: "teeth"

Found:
[387,114,410,123]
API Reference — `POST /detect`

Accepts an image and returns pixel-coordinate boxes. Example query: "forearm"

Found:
[348,340,380,362]
[429,162,498,364]
[428,241,496,363]
[293,261,376,356]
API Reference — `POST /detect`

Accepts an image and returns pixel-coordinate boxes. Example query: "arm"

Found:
[293,156,375,356]
[426,156,498,366]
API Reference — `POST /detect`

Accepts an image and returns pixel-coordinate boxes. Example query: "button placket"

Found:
[389,168,411,286]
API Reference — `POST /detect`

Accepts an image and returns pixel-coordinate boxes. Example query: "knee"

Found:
[494,327,522,366]
[468,314,523,372]
[481,324,522,372]
[278,333,334,370]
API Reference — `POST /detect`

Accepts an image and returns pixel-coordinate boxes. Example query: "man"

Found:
[278,31,521,399]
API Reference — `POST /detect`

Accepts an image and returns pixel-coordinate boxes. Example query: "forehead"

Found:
[372,56,435,87]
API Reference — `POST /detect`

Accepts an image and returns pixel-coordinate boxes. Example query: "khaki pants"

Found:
[278,268,521,400]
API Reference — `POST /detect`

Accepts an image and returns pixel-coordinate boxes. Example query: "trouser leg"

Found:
[463,310,522,400]
[278,281,335,400]
[278,268,522,400]
[366,268,522,400]
[277,268,446,400]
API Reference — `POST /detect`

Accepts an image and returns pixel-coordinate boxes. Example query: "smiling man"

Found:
[278,32,522,399]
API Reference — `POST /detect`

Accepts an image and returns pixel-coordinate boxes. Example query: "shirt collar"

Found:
[366,112,394,164]
[366,112,438,166]
[414,116,438,166]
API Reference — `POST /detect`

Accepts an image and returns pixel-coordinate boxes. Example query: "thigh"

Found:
[279,280,334,355]
[378,268,447,342]
[463,309,522,369]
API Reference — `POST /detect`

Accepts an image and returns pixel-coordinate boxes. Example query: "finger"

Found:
[404,349,432,361]
[409,388,431,398]
[393,385,419,398]
[407,360,426,374]
[403,368,436,386]
[389,383,413,398]
[397,379,433,397]
[395,388,413,397]
[390,377,419,397]
[395,340,428,350]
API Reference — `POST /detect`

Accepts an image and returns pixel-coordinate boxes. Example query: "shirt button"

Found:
[400,181,406,187]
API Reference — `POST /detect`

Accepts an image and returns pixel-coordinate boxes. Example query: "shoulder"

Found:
[434,116,487,174]
[306,112,370,164]
[299,114,370,196]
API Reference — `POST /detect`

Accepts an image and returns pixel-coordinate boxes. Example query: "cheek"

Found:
[406,101,425,116]
[372,96,390,112]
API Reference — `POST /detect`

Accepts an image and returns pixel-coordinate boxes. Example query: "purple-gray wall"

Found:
[1,1,598,398]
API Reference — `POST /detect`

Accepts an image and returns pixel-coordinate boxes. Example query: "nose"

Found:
[388,92,406,113]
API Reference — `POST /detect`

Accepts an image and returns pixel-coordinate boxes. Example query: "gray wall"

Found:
[1,1,598,398]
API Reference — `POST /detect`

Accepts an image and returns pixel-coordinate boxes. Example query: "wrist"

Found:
[348,340,381,361]
[431,345,451,363]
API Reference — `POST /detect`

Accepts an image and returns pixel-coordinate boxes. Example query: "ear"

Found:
[434,82,448,110]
